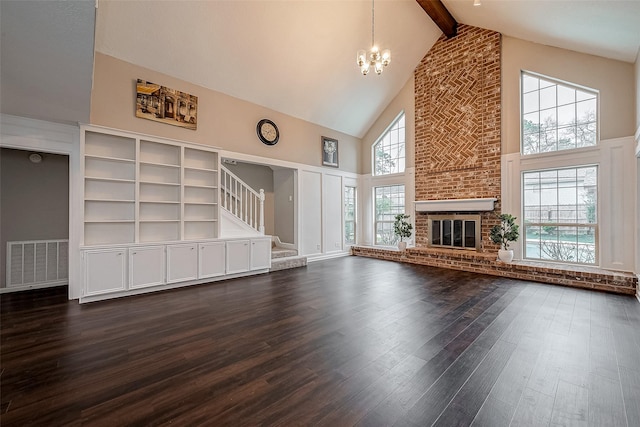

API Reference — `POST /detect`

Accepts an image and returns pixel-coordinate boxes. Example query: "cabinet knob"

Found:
[132,252,137,255]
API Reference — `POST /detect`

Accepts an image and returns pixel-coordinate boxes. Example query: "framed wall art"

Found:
[322,136,338,168]
[135,79,198,130]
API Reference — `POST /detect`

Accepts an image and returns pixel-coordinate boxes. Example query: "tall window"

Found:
[523,166,597,265]
[522,72,597,155]
[373,112,405,176]
[374,185,404,245]
[344,186,356,245]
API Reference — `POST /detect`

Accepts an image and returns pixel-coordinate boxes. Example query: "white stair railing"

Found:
[220,165,265,234]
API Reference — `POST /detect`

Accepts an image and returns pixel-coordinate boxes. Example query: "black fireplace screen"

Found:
[428,215,480,250]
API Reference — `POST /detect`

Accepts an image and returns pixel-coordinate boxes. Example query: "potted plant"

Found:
[393,213,413,251]
[490,213,520,262]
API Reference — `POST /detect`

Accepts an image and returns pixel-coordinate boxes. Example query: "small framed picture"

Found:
[322,136,338,168]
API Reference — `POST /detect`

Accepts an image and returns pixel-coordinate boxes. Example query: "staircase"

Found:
[270,236,307,272]
[220,165,306,272]
[220,165,264,235]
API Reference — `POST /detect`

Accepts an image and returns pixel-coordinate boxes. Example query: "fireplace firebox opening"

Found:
[428,214,481,251]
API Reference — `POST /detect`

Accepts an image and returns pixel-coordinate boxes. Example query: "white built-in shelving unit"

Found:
[80,125,270,303]
[84,132,137,245]
[82,128,220,245]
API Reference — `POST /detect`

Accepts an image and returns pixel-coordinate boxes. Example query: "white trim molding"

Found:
[0,114,82,299]
[503,136,636,272]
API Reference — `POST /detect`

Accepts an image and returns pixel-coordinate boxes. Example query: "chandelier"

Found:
[356,0,391,75]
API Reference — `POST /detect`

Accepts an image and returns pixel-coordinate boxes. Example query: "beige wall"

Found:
[360,76,415,175]
[1,148,69,286]
[502,37,636,155]
[91,53,361,174]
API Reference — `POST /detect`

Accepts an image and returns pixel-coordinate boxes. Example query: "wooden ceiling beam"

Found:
[417,0,458,39]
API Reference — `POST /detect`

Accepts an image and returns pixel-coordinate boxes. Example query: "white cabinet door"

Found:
[251,238,272,270]
[167,244,198,283]
[226,240,250,274]
[199,242,225,279]
[83,248,127,296]
[129,245,165,289]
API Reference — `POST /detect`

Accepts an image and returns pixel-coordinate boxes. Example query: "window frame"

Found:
[520,71,599,156]
[521,164,599,266]
[344,185,356,246]
[373,184,405,246]
[372,111,406,177]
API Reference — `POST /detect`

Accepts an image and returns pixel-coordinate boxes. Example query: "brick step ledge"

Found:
[351,245,637,296]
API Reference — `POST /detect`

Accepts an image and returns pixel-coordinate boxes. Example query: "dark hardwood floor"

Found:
[2,256,639,426]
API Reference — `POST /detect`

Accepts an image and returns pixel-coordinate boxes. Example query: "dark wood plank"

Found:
[1,256,638,426]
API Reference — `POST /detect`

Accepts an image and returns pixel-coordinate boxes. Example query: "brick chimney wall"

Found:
[414,24,502,252]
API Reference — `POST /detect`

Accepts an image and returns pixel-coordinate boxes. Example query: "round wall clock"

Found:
[256,119,279,146]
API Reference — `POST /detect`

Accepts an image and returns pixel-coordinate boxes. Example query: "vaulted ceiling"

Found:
[1,0,639,138]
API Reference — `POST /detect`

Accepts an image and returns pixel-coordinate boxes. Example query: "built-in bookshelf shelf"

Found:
[82,126,220,245]
[86,176,136,183]
[84,220,135,223]
[85,154,135,164]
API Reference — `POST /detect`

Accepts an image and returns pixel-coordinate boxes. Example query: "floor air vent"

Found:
[6,240,68,288]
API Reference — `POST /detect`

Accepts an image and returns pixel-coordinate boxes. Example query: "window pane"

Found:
[557,104,575,127]
[374,185,405,245]
[523,91,539,114]
[523,111,540,128]
[521,72,597,155]
[522,166,597,265]
[577,89,596,101]
[558,126,576,151]
[522,74,539,93]
[558,86,575,106]
[344,186,356,245]
[374,113,405,176]
[539,86,557,110]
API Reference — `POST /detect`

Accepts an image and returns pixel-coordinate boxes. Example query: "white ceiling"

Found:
[444,0,640,63]
[0,0,95,125]
[94,0,440,138]
[1,0,639,138]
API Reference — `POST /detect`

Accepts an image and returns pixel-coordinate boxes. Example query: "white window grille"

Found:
[521,72,598,155]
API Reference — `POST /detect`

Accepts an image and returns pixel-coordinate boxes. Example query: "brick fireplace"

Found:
[352,24,637,295]
[414,24,502,252]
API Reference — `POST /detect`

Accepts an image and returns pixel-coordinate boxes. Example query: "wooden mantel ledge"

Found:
[414,198,497,212]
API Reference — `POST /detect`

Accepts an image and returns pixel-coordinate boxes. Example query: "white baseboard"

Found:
[0,281,68,294]
[306,251,350,262]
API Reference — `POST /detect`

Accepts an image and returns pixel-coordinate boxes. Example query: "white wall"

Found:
[219,149,356,260]
[323,173,343,253]
[300,170,322,256]
[503,137,636,272]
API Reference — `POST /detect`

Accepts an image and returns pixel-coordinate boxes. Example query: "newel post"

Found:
[259,189,265,234]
